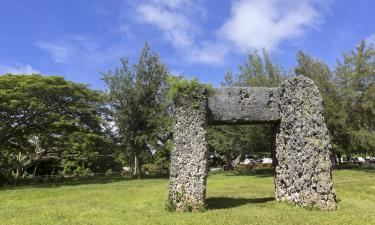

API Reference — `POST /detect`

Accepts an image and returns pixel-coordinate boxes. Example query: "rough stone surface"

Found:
[275,76,338,210]
[207,87,280,125]
[168,76,338,212]
[168,95,209,212]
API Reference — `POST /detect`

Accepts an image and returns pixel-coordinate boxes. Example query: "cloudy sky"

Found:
[1,0,374,89]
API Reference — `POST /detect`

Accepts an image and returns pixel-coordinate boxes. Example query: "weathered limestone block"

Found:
[275,76,338,210]
[207,87,280,125]
[168,93,209,212]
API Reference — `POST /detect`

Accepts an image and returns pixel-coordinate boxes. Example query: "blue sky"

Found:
[1,0,375,89]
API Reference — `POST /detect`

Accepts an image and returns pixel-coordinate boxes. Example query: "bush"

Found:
[166,76,215,108]
[61,160,93,177]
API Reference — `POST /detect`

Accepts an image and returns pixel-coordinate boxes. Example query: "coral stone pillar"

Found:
[168,92,209,212]
[275,76,338,210]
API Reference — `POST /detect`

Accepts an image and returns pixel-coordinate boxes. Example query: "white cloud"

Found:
[220,0,324,51]
[187,42,229,64]
[35,41,71,63]
[136,3,193,49]
[134,0,224,64]
[0,63,40,75]
[35,36,103,64]
[132,0,330,65]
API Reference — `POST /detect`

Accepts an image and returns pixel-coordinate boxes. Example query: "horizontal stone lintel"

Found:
[207,87,281,125]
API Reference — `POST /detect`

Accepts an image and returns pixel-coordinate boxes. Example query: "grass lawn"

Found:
[1,169,375,225]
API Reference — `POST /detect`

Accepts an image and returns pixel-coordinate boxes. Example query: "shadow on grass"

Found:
[207,197,274,209]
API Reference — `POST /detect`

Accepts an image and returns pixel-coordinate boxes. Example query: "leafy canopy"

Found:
[0,74,111,178]
[102,43,171,177]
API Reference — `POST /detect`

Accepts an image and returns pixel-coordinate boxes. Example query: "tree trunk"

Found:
[33,162,39,176]
[16,167,20,178]
[330,153,338,169]
[133,154,141,179]
[224,149,233,171]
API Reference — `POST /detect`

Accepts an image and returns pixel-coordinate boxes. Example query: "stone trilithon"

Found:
[168,76,338,212]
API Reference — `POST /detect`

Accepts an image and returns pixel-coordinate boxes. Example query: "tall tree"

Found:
[294,51,348,160]
[335,41,375,155]
[102,43,170,178]
[0,74,111,179]
[237,48,284,87]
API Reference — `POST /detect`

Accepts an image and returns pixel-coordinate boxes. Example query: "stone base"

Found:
[167,192,206,212]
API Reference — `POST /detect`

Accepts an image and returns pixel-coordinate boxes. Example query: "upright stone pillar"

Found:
[168,92,209,212]
[275,76,338,210]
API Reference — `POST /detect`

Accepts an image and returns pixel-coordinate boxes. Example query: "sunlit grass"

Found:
[1,169,374,225]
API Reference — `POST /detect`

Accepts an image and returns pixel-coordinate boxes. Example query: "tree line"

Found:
[0,41,374,183]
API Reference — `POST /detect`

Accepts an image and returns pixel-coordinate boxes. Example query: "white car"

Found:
[260,158,273,164]
[241,158,273,164]
[241,158,257,165]
[356,157,366,162]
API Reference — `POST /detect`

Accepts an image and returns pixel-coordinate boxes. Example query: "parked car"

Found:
[260,158,273,164]
[241,157,273,165]
[351,157,366,163]
[241,158,257,165]
[356,157,365,162]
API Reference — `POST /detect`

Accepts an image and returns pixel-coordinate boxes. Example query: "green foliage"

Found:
[207,124,275,169]
[293,41,375,157]
[166,76,214,107]
[102,43,171,178]
[0,74,116,181]
[143,139,172,173]
[236,48,285,87]
[334,41,375,155]
[61,160,93,177]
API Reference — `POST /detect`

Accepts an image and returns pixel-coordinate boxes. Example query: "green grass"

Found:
[1,169,375,225]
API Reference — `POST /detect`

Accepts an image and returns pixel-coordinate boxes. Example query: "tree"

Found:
[234,48,284,165]
[0,74,112,180]
[335,41,375,155]
[237,48,284,87]
[102,43,170,178]
[207,125,240,170]
[294,51,348,161]
[208,49,285,169]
